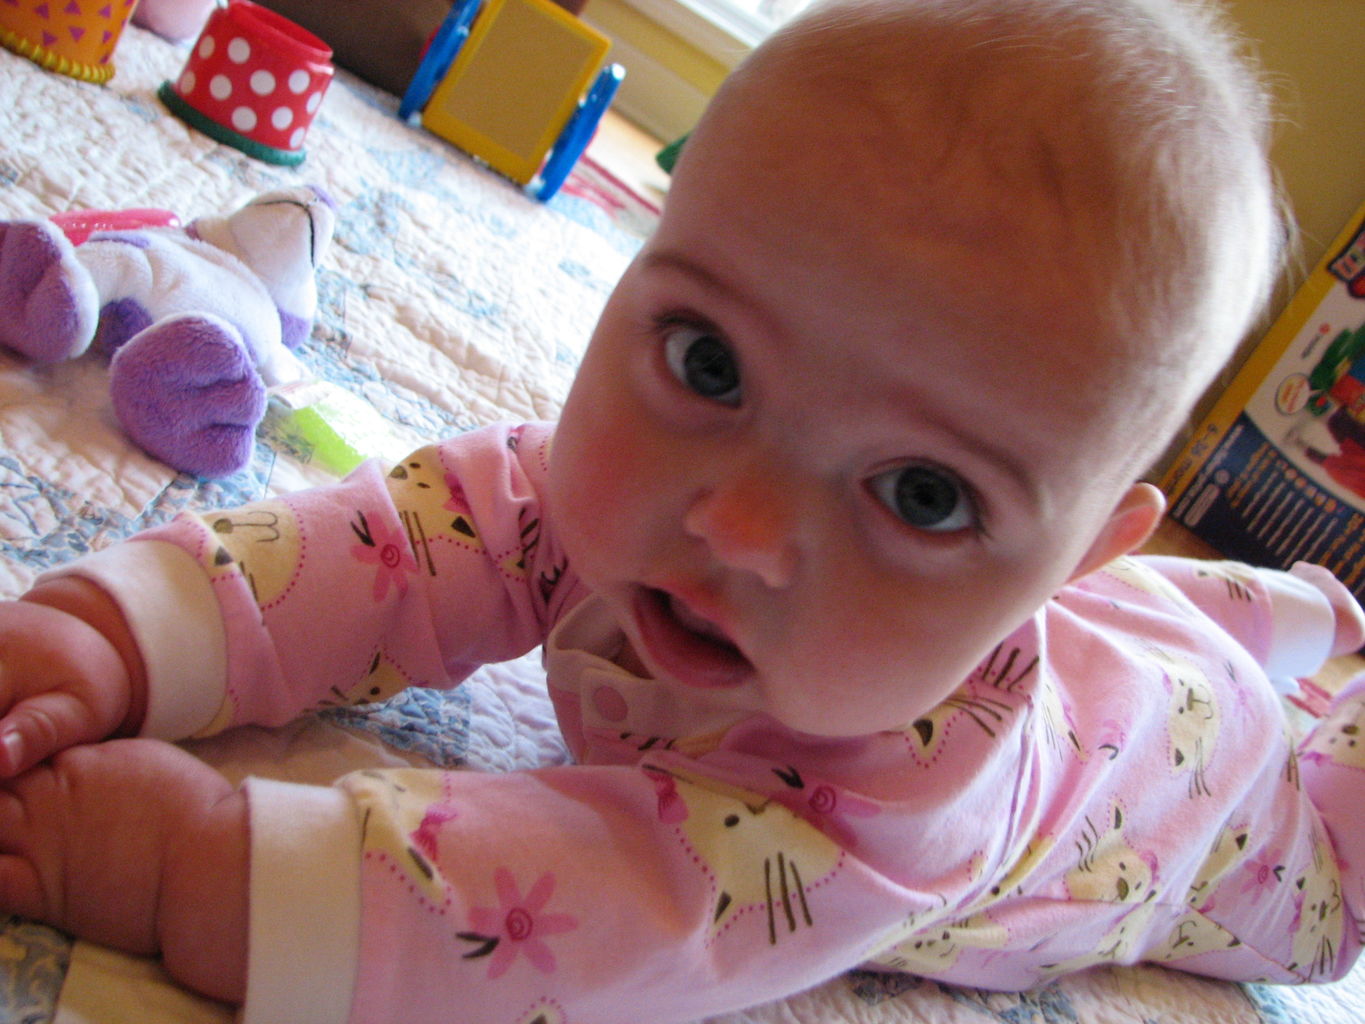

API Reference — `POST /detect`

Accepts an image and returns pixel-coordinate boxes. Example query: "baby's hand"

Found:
[0,738,248,1004]
[0,578,146,776]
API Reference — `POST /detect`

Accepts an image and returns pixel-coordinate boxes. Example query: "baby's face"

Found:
[550,75,1149,736]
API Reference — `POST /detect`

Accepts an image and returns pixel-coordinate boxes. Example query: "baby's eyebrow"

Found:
[878,381,1042,513]
[639,249,735,299]
[953,431,1039,512]
[638,247,783,341]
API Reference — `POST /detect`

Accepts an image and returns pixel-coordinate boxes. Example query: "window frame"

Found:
[584,0,761,143]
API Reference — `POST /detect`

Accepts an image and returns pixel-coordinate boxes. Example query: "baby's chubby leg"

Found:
[0,738,248,1004]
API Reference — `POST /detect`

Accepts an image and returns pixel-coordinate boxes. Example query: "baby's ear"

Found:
[1068,483,1166,583]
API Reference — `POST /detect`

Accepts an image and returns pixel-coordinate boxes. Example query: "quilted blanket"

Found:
[2,22,1365,1024]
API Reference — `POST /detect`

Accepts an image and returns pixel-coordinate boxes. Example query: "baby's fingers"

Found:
[0,594,136,774]
[0,787,53,924]
[0,690,107,777]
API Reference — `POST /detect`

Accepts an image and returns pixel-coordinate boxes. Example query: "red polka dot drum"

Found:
[158,0,333,166]
[0,0,139,83]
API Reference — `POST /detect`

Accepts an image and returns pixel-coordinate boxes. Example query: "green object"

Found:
[264,381,414,475]
[656,133,687,174]
[1309,322,1365,393]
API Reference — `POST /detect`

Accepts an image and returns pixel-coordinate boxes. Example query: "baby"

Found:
[3,0,1365,1021]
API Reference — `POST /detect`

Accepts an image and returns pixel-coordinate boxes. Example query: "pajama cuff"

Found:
[1290,562,1365,656]
[1260,562,1365,688]
[243,778,362,1024]
[37,540,227,739]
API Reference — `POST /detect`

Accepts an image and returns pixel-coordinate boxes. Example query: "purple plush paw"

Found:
[109,314,267,477]
[0,219,98,363]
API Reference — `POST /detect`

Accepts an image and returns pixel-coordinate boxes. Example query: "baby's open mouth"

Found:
[632,587,753,689]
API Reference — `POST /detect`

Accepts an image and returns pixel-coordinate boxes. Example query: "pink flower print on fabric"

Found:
[461,869,578,979]
[411,804,459,864]
[443,471,472,514]
[1238,853,1284,904]
[350,510,418,601]
[1244,851,1283,901]
[643,766,689,824]
[772,767,880,850]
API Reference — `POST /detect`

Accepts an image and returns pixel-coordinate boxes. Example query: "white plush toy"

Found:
[133,0,217,43]
[0,185,337,477]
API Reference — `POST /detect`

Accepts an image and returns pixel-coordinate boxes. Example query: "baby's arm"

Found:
[1140,556,1365,683]
[0,425,566,765]
[0,576,147,776]
[0,737,247,1003]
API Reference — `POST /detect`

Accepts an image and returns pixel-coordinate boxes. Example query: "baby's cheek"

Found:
[553,433,652,550]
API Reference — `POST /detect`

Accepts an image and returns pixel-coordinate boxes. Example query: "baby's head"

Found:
[697,0,1280,464]
[549,0,1283,735]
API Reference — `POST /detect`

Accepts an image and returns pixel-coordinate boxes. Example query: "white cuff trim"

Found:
[243,778,361,1024]
[1262,567,1335,684]
[38,541,226,739]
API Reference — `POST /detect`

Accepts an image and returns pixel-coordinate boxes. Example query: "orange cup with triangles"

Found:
[0,0,139,83]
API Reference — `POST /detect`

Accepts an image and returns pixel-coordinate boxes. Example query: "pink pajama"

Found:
[48,422,1365,1023]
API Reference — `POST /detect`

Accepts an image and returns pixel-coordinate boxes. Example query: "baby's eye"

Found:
[870,463,978,533]
[662,322,742,406]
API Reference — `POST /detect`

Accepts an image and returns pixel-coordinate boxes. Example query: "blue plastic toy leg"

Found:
[533,63,625,202]
[399,0,484,122]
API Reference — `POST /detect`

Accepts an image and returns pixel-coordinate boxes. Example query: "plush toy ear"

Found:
[1068,482,1166,583]
[192,186,337,339]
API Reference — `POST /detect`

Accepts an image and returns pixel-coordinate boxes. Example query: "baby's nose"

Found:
[682,470,799,589]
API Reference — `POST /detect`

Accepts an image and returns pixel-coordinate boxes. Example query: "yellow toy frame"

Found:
[412,0,613,189]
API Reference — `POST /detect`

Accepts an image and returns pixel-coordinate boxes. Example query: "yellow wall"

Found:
[584,0,733,140]
[1226,0,1365,273]
[587,0,731,94]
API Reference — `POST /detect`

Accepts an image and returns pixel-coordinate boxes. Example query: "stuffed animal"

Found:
[0,185,337,477]
[132,0,217,43]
